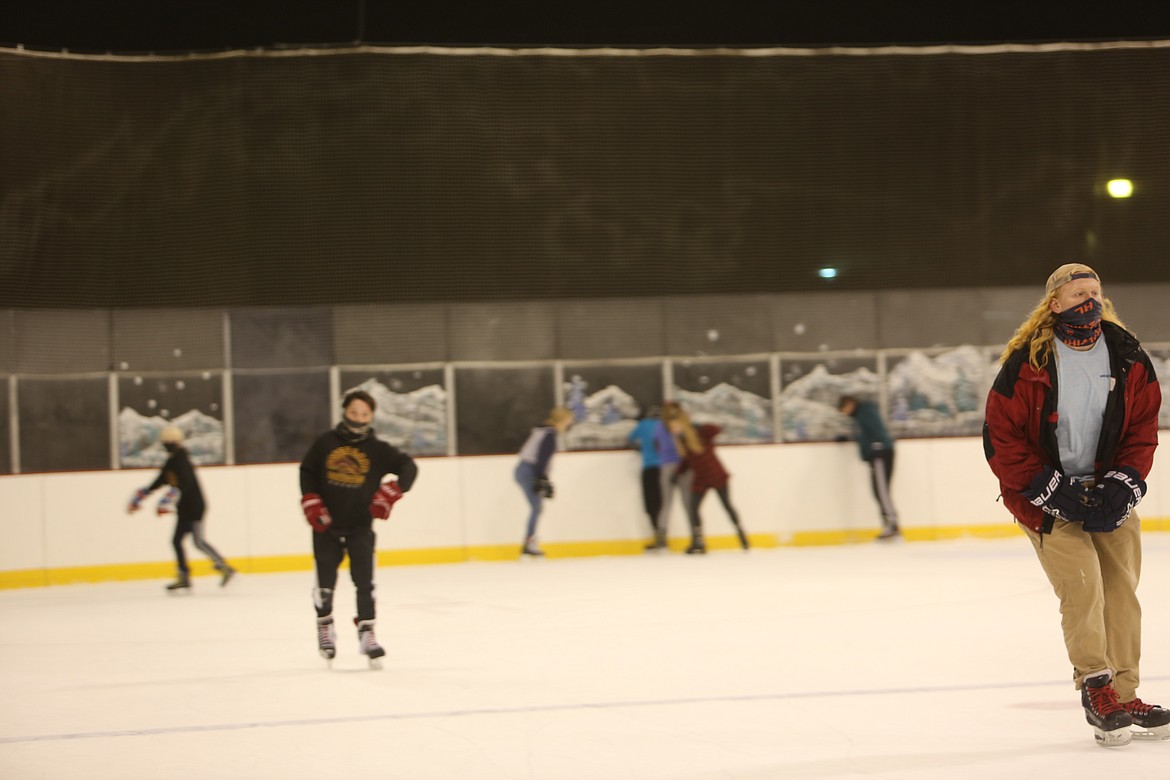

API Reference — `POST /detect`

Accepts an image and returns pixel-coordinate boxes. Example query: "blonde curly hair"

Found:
[662,401,703,454]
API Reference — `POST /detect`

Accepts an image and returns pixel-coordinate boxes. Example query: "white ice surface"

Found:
[2,535,1168,779]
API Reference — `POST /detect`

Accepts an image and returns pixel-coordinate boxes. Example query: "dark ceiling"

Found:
[3,1,1168,53]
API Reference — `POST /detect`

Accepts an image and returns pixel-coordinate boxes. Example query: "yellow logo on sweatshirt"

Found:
[326,446,370,487]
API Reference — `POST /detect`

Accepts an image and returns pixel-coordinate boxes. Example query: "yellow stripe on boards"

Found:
[2,522,1166,589]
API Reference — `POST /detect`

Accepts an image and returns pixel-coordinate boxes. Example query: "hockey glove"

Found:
[156,487,180,516]
[535,477,554,499]
[301,493,332,533]
[1021,466,1102,523]
[369,481,403,521]
[1085,467,1146,532]
[128,487,150,514]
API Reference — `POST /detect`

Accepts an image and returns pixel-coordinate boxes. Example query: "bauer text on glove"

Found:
[1085,466,1146,532]
[1021,466,1103,523]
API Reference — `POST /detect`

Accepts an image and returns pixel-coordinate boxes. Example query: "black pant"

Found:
[172,511,228,576]
[641,466,662,530]
[867,450,898,528]
[686,485,744,543]
[313,528,377,622]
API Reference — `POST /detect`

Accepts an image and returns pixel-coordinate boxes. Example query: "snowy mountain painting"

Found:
[348,379,447,456]
[777,347,995,442]
[886,346,993,437]
[563,375,641,450]
[120,408,225,467]
[671,383,773,444]
[778,364,875,442]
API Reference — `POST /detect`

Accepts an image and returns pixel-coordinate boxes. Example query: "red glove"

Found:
[301,493,332,532]
[156,487,180,516]
[370,481,403,521]
[127,487,150,514]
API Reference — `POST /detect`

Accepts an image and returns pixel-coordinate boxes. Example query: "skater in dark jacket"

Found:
[837,396,900,540]
[300,389,419,666]
[666,407,749,555]
[983,263,1166,746]
[128,426,236,592]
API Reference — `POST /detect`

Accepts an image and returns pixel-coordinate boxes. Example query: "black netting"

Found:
[3,43,1168,310]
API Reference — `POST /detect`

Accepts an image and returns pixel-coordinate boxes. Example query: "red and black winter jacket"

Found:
[982,321,1161,533]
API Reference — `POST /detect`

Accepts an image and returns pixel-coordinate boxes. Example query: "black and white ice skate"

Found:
[1123,698,1170,741]
[164,575,191,594]
[317,616,337,665]
[219,566,237,588]
[1082,673,1133,748]
[356,619,385,670]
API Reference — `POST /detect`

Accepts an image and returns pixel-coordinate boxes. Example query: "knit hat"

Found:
[160,426,185,444]
[1045,263,1099,295]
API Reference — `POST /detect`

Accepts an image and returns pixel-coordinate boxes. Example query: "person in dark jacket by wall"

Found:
[128,426,236,592]
[983,263,1166,747]
[837,395,900,540]
[300,389,418,667]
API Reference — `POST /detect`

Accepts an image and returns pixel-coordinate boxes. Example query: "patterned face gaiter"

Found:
[1054,296,1103,348]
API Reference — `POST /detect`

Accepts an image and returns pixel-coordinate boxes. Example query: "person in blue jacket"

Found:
[627,405,664,549]
[838,395,900,540]
[515,406,574,556]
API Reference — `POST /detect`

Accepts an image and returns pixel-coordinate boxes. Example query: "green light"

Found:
[818,267,838,279]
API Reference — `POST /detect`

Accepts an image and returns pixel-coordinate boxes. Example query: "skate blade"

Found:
[1131,724,1170,741]
[367,657,383,670]
[1093,727,1133,748]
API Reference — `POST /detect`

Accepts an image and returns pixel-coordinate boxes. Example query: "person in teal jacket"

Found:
[627,405,664,549]
[838,395,900,540]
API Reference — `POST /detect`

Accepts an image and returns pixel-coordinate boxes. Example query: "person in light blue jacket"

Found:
[515,406,574,556]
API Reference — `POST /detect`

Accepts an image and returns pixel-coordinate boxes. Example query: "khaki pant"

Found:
[1024,513,1142,701]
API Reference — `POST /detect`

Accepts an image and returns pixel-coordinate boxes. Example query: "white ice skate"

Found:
[317,616,337,666]
[356,619,385,670]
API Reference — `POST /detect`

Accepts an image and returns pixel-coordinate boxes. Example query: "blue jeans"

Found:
[515,461,542,540]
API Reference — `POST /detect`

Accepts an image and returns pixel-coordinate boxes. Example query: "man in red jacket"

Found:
[983,263,1166,747]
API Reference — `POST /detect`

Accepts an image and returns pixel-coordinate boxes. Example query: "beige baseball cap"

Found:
[1045,263,1099,295]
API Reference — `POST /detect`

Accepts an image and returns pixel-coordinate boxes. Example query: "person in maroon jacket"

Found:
[666,406,749,554]
[983,263,1166,747]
